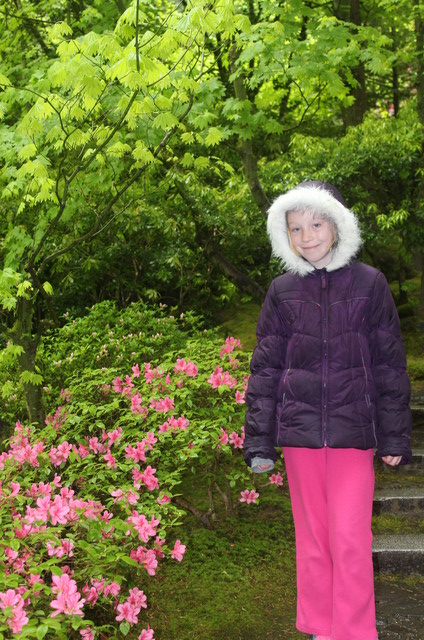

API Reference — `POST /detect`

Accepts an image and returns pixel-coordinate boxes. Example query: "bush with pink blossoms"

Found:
[0,302,285,638]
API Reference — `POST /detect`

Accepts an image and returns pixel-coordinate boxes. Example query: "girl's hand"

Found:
[382,455,402,466]
[256,463,273,472]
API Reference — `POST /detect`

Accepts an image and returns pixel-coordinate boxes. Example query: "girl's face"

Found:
[287,209,336,269]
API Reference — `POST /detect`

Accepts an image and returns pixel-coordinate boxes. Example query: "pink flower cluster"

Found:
[0,334,251,637]
[0,421,44,469]
[207,366,238,389]
[115,586,147,626]
[0,589,29,634]
[45,404,68,430]
[127,512,159,542]
[158,415,189,433]
[132,465,159,491]
[173,358,198,377]
[83,577,121,605]
[240,489,259,504]
[50,573,85,617]
[218,426,245,449]
[220,336,242,358]
[269,472,284,487]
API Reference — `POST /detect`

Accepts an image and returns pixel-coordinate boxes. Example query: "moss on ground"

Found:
[144,489,305,640]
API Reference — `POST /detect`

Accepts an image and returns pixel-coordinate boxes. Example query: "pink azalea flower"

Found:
[10,482,20,497]
[8,601,28,634]
[269,472,284,487]
[0,589,21,608]
[151,396,175,413]
[131,392,143,414]
[103,581,121,597]
[132,363,141,378]
[240,489,259,504]
[174,358,186,373]
[169,415,189,430]
[138,626,155,640]
[49,494,70,525]
[229,431,244,449]
[158,421,171,433]
[218,428,229,445]
[219,336,242,358]
[112,376,124,393]
[105,427,122,445]
[53,474,62,487]
[235,390,246,404]
[76,443,90,458]
[207,366,237,389]
[50,575,85,617]
[129,512,159,542]
[130,547,158,576]
[128,587,147,609]
[111,488,124,502]
[143,431,157,449]
[157,494,171,505]
[184,360,198,377]
[80,628,95,640]
[88,437,104,454]
[103,450,117,468]
[125,441,147,463]
[35,495,51,521]
[50,592,85,617]
[139,465,159,491]
[171,539,186,562]
[115,601,139,625]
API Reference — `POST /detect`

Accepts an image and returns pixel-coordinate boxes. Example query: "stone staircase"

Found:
[372,404,424,639]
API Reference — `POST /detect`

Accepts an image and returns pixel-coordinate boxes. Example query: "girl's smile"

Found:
[287,209,336,269]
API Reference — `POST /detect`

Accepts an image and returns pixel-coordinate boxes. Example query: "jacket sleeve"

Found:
[370,272,412,464]
[243,280,288,467]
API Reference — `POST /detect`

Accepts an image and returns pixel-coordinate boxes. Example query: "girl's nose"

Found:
[301,227,313,242]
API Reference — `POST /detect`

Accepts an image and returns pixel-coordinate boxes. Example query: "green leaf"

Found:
[152,112,180,130]
[18,144,37,161]
[20,371,43,386]
[204,127,224,146]
[43,281,53,296]
[119,621,131,636]
[36,625,49,640]
[0,73,11,87]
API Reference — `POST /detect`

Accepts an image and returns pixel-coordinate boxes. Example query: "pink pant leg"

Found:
[327,448,377,640]
[283,447,378,640]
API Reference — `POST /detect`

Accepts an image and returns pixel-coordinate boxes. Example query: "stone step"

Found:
[373,487,424,515]
[375,578,423,639]
[373,533,424,574]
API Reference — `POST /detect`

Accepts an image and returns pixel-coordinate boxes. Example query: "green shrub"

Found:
[0,302,284,638]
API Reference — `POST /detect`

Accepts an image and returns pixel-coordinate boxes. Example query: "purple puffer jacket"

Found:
[244,182,412,466]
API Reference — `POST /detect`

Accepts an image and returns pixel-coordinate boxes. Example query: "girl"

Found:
[243,181,412,640]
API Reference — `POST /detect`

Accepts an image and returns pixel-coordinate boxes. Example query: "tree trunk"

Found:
[13,297,44,425]
[229,45,271,216]
[391,28,400,116]
[170,176,267,304]
[336,0,368,127]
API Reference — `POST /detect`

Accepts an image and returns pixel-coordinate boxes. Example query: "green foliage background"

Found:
[0,2,424,637]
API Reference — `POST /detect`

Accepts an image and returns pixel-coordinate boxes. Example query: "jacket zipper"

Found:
[321,273,328,446]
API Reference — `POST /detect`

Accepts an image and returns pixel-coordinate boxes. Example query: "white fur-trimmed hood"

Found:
[267,182,362,276]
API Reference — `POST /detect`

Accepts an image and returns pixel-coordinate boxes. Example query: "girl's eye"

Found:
[313,223,321,228]
[290,227,300,233]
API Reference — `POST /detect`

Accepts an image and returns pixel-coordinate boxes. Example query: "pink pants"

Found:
[283,447,378,640]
